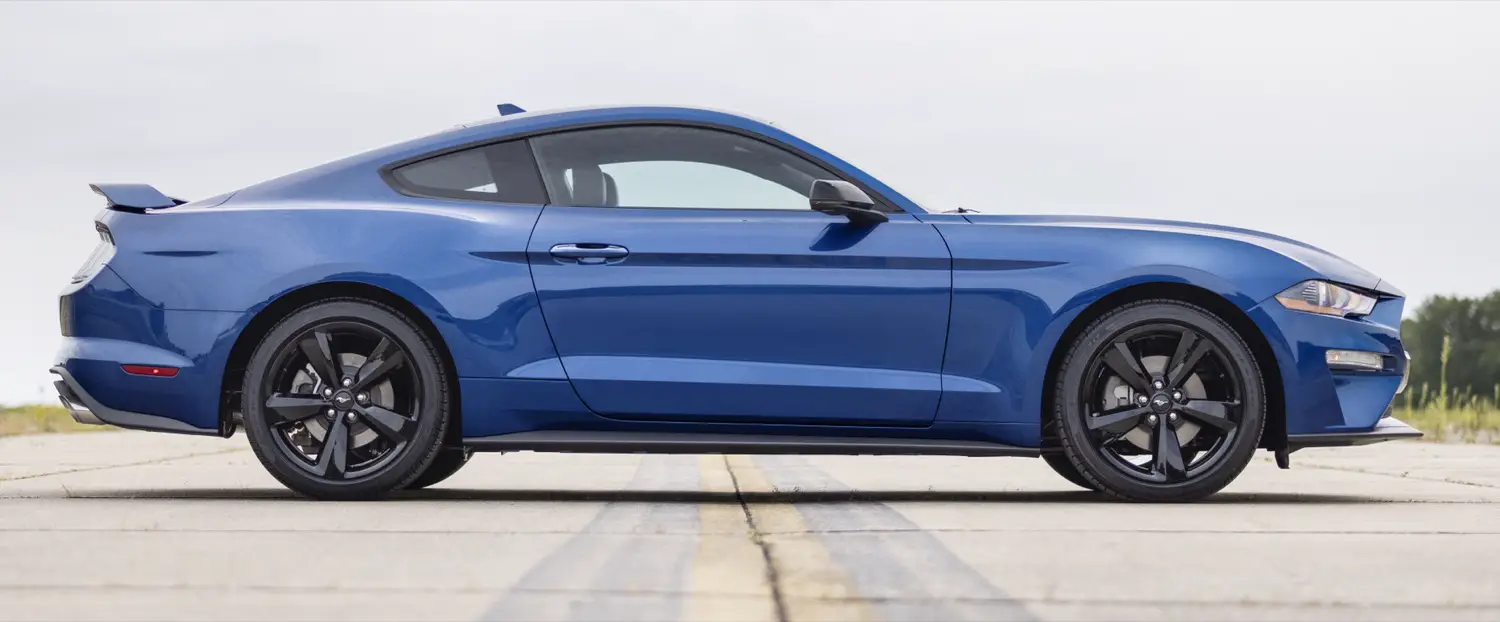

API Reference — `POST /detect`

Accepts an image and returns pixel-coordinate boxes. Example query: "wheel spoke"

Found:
[315,412,350,479]
[298,330,342,386]
[264,394,326,423]
[1102,341,1152,392]
[1178,400,1239,433]
[351,337,404,392]
[1152,419,1188,482]
[1087,405,1152,436]
[1165,330,1212,389]
[355,404,415,443]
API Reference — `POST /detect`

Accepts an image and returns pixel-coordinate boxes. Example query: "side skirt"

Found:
[463,429,1039,457]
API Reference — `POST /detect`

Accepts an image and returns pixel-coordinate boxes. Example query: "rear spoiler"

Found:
[90,183,186,211]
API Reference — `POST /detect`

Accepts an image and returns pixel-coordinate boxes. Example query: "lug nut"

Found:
[1146,414,1159,426]
[322,387,333,398]
[325,407,336,417]
[356,392,369,404]
[1168,412,1179,423]
[345,412,358,423]
[341,377,353,388]
[1171,390,1183,402]
[1136,394,1149,405]
[1152,380,1165,390]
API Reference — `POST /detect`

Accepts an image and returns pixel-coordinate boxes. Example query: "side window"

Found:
[530,126,846,210]
[389,140,547,204]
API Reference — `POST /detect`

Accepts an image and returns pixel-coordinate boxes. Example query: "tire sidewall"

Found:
[242,300,448,499]
[1057,301,1266,502]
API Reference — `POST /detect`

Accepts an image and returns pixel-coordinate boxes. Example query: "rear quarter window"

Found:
[388,140,547,204]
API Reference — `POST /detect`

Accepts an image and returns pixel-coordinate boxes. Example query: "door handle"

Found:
[549,243,629,264]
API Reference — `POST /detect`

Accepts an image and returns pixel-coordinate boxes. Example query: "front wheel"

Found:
[405,447,473,489]
[242,299,451,500]
[1054,300,1265,502]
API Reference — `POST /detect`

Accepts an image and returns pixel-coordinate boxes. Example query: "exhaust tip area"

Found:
[53,381,105,426]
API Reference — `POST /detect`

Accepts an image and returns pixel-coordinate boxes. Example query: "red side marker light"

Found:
[122,365,178,377]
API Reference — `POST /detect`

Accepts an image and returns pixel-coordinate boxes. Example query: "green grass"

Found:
[1399,403,1500,444]
[0,404,103,437]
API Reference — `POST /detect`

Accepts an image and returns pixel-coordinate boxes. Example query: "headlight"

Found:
[1275,280,1377,317]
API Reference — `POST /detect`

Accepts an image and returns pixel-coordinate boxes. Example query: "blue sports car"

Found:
[53,104,1418,501]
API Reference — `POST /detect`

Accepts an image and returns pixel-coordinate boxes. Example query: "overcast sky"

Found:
[1,1,1497,404]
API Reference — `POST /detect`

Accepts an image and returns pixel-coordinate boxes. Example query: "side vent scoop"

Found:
[90,183,184,211]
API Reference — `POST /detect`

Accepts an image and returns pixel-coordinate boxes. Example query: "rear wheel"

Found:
[405,447,472,489]
[242,299,450,500]
[1054,300,1265,502]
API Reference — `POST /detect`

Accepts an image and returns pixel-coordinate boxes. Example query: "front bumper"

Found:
[51,365,221,436]
[1249,294,1411,438]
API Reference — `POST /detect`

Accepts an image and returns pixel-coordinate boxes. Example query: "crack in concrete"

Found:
[723,454,788,622]
[0,447,247,483]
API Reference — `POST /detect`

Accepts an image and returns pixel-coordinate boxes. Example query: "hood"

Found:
[961,213,1396,296]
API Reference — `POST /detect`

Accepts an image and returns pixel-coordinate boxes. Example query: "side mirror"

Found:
[809,180,888,225]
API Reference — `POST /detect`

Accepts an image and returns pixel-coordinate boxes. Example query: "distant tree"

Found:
[1402,291,1500,406]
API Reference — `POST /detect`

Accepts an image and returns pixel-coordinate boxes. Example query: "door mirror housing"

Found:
[809,180,888,225]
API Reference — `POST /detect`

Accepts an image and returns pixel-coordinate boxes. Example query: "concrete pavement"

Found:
[2,431,1498,621]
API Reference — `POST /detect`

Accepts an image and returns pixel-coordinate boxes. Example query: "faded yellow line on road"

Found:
[689,454,776,622]
[720,455,877,622]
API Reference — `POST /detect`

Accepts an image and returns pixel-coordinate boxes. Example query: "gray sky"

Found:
[2,1,1497,405]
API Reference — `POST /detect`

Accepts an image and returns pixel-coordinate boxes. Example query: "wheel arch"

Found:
[219,281,462,446]
[1039,282,1285,452]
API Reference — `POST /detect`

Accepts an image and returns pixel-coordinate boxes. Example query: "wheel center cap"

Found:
[331,390,355,411]
[1149,393,1173,413]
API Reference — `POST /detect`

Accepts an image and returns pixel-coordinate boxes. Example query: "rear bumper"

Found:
[1286,416,1423,449]
[51,365,221,436]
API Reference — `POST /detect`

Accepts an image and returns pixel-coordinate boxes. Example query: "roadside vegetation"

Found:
[1397,290,1500,443]
[0,404,100,436]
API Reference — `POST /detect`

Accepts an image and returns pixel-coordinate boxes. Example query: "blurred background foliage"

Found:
[1400,291,1500,442]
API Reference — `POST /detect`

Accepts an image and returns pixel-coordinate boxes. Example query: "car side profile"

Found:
[53,104,1418,501]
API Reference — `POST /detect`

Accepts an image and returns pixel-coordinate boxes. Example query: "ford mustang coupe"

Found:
[53,104,1418,501]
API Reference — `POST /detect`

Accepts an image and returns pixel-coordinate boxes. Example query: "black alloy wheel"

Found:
[1054,300,1265,502]
[242,299,450,500]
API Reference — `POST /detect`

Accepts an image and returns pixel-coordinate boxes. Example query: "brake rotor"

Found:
[1100,354,1204,451]
[289,352,394,450]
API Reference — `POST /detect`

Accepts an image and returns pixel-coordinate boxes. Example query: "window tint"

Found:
[390,140,547,204]
[530,126,844,210]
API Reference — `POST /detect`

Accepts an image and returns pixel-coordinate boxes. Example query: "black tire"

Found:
[1042,453,1099,491]
[405,447,473,489]
[1054,300,1265,502]
[242,298,450,500]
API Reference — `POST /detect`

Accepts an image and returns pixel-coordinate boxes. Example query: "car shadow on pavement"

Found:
[55,488,1389,504]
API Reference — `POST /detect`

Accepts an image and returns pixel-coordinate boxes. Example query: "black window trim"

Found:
[378,120,905,214]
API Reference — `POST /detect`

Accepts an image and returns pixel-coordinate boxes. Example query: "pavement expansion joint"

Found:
[722,454,790,622]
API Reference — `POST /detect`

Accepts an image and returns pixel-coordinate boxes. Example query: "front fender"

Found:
[932,221,1322,434]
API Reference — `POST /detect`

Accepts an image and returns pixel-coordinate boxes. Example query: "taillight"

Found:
[122,365,178,377]
[70,223,115,284]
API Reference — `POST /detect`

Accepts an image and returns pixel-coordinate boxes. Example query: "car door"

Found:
[525,124,952,427]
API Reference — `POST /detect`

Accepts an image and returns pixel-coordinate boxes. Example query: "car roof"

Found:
[400,105,782,157]
[222,105,925,214]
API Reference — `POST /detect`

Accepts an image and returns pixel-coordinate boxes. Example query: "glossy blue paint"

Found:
[53,105,1405,451]
[527,207,951,426]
